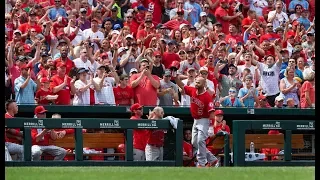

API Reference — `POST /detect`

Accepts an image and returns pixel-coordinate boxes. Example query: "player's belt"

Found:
[148,143,163,148]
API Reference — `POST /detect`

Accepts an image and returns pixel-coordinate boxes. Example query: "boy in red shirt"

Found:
[36,77,56,104]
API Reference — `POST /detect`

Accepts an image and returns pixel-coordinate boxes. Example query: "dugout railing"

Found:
[232,120,315,166]
[5,118,183,166]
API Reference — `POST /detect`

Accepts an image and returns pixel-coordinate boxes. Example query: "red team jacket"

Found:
[131,116,148,151]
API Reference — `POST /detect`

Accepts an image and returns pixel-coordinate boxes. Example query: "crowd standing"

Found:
[4,0,315,108]
[4,0,316,166]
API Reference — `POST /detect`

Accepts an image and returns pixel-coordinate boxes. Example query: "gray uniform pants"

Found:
[145,144,163,161]
[32,145,67,161]
[133,148,145,161]
[192,118,217,166]
[5,142,24,161]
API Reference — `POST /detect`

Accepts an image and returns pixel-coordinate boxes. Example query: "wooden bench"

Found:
[208,134,315,157]
[48,133,125,157]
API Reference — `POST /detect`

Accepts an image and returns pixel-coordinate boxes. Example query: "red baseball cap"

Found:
[40,77,50,83]
[169,61,180,70]
[258,94,267,100]
[100,53,108,58]
[249,34,258,40]
[34,105,48,114]
[23,44,32,53]
[130,103,143,112]
[153,51,161,56]
[214,109,224,116]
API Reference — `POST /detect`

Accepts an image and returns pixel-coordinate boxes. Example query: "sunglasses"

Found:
[200,72,208,75]
[229,90,236,93]
[127,16,133,18]
[267,26,273,28]
[165,75,171,77]
[5,18,10,20]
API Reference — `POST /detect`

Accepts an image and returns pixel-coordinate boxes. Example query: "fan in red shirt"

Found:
[162,41,181,69]
[183,129,194,166]
[163,9,190,31]
[5,99,24,161]
[175,75,219,167]
[130,103,149,161]
[54,46,76,75]
[36,78,55,105]
[206,110,230,157]
[145,107,165,161]
[49,63,76,105]
[113,75,134,106]
[137,19,156,48]
[31,106,67,161]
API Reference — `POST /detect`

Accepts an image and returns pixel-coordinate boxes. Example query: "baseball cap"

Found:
[41,52,50,57]
[164,69,171,76]
[80,8,87,13]
[111,7,118,12]
[77,67,89,74]
[130,103,143,111]
[35,33,45,40]
[214,109,224,116]
[199,66,208,72]
[249,34,258,40]
[187,67,196,72]
[258,94,267,100]
[100,53,108,58]
[179,23,189,30]
[307,32,314,36]
[111,30,120,35]
[91,18,99,23]
[169,61,180,70]
[40,77,50,83]
[153,51,161,56]
[140,58,149,63]
[13,30,22,35]
[118,47,127,54]
[28,10,36,16]
[129,68,138,74]
[137,5,147,11]
[280,48,289,54]
[219,41,227,45]
[125,34,134,39]
[214,22,222,26]
[189,26,196,30]
[113,24,121,30]
[34,105,48,114]
[275,95,284,101]
[144,19,153,23]
[58,39,67,45]
[200,12,207,17]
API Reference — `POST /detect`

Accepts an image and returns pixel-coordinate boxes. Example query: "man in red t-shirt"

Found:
[145,107,165,161]
[175,75,218,167]
[5,99,24,161]
[31,106,67,161]
[50,63,76,105]
[130,103,148,161]
[54,46,75,75]
[130,59,160,106]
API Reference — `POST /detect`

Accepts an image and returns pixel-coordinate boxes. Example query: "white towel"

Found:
[163,116,180,129]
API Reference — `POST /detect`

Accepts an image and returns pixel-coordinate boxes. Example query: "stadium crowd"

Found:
[4,0,315,108]
[4,0,316,166]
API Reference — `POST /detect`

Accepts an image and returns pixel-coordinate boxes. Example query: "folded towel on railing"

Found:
[163,116,180,129]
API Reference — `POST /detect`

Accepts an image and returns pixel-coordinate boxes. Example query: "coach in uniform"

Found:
[130,103,148,161]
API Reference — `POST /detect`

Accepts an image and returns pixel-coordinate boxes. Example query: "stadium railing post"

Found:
[224,134,230,166]
[75,128,84,161]
[233,120,251,166]
[175,120,183,166]
[284,130,292,161]
[125,129,134,161]
[23,128,32,161]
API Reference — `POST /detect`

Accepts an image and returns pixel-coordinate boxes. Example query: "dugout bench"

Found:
[5,118,183,166]
[231,120,315,166]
